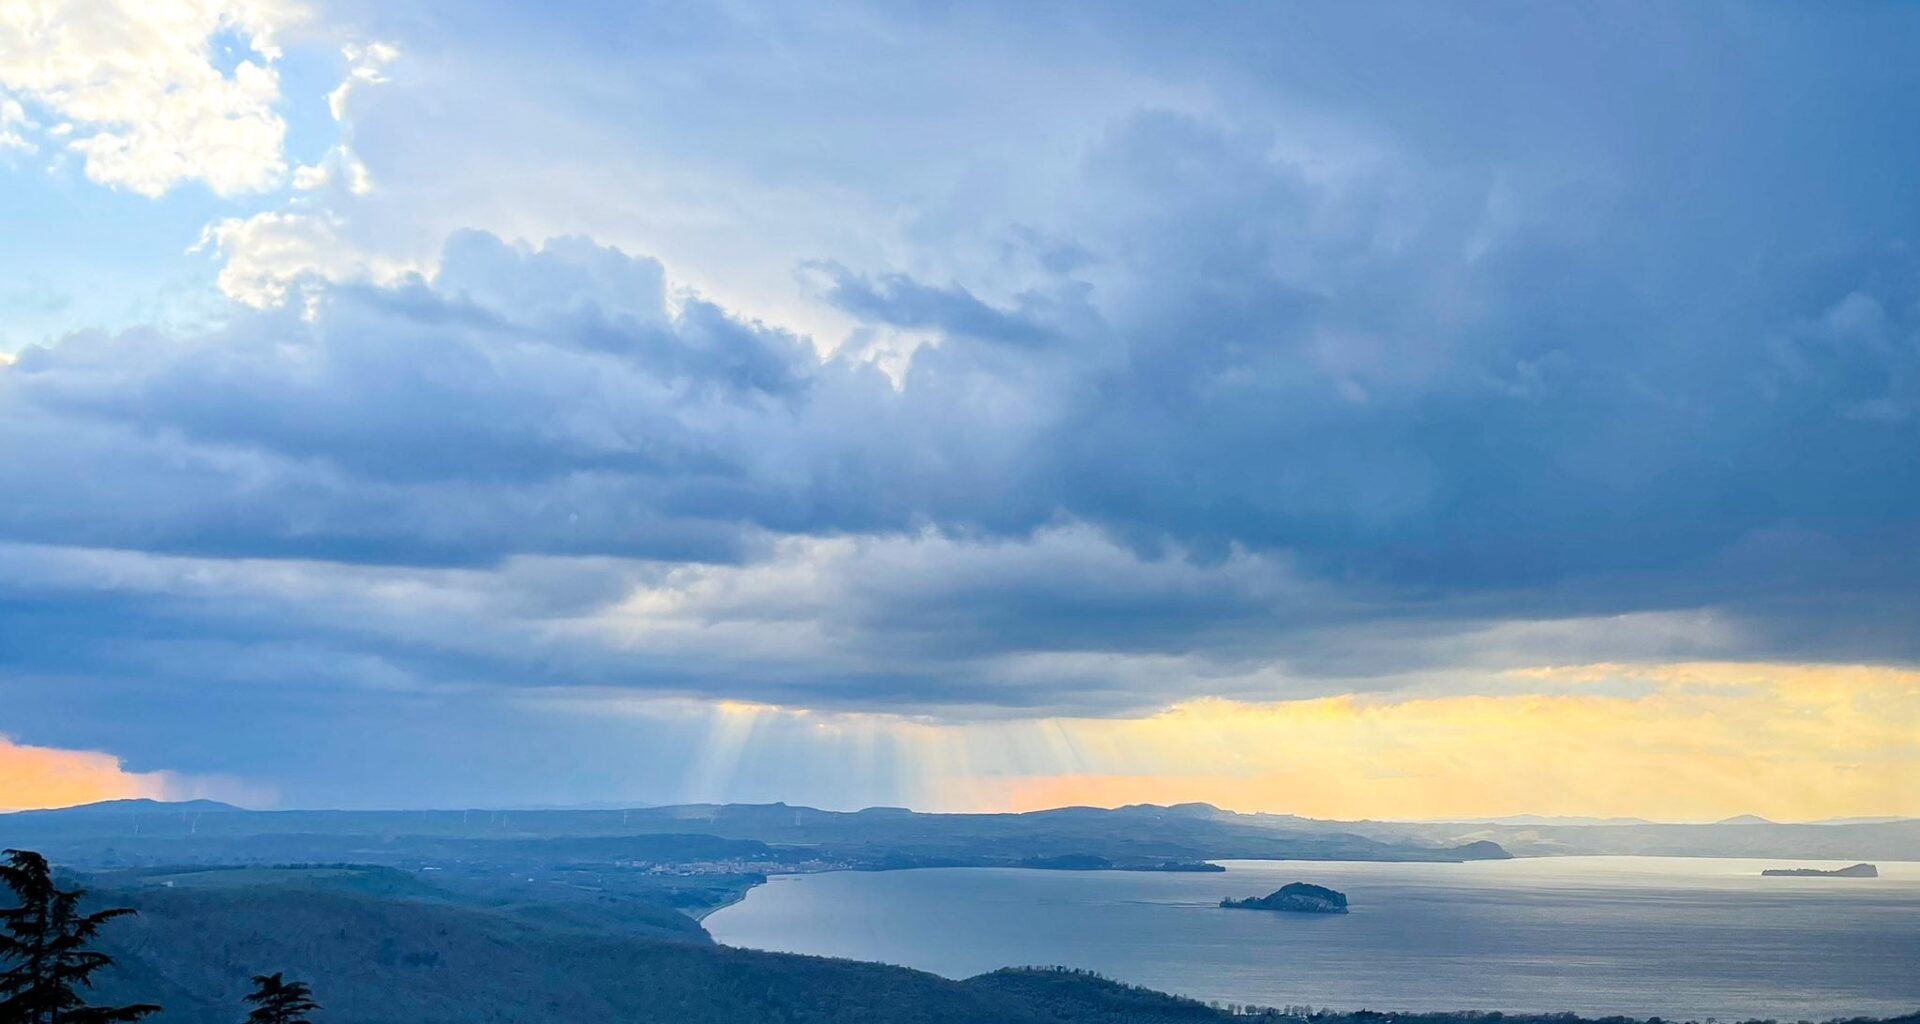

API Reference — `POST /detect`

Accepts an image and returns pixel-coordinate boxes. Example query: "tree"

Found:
[243,973,319,1024]
[0,849,158,1024]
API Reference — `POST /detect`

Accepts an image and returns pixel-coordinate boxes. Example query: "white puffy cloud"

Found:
[325,39,394,121]
[288,42,392,195]
[291,142,370,194]
[208,38,401,304]
[0,0,299,196]
[0,92,32,150]
[195,209,418,307]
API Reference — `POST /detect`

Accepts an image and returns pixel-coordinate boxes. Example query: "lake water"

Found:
[706,857,1920,1021]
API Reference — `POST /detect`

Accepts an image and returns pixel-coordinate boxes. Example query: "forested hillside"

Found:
[88,868,1228,1024]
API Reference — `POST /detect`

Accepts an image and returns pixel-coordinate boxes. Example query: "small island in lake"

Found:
[1221,881,1349,914]
[1761,863,1878,878]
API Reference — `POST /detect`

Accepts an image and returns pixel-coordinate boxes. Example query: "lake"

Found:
[706,857,1920,1020]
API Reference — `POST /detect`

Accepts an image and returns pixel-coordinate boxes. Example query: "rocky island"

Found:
[1761,863,1878,877]
[1220,881,1349,914]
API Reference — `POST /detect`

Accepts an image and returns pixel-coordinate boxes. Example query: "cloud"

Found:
[0,93,32,151]
[0,531,1336,720]
[0,0,300,196]
[500,661,1920,820]
[3,230,1068,568]
[0,736,162,810]
[202,37,403,306]
[5,215,1920,718]
[196,209,418,307]
[808,262,1064,349]
[326,40,396,121]
[5,2,1920,807]
[0,734,265,812]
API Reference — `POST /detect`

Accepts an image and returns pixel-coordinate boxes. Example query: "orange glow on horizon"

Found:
[0,736,166,811]
[961,664,1920,821]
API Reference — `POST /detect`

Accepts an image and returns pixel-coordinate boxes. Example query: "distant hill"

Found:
[1760,863,1878,878]
[1274,812,1920,860]
[1445,814,1654,826]
[7,798,1915,865]
[5,798,245,816]
[0,799,1510,869]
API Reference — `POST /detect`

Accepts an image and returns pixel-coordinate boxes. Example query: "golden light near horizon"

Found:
[10,660,1914,819]
[0,735,165,812]
[608,661,1917,823]
[968,662,1920,821]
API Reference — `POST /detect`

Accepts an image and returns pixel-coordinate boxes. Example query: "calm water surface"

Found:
[706,857,1920,1020]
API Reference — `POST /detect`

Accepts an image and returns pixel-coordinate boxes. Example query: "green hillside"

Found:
[85,868,1209,1024]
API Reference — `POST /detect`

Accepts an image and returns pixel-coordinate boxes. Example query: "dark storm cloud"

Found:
[9,112,1920,671]
[809,262,1064,349]
[4,1,1920,802]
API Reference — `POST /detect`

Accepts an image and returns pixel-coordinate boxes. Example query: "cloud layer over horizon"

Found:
[2,0,1917,813]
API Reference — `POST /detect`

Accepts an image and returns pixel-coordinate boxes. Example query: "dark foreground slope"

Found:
[87,869,1226,1024]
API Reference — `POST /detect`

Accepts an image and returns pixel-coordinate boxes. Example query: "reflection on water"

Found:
[706,857,1920,1020]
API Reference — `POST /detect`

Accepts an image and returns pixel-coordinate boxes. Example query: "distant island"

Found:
[1221,881,1349,914]
[1761,863,1878,877]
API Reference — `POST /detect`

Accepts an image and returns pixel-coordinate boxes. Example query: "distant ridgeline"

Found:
[0,798,1508,925]
[0,798,1509,869]
[1017,854,1225,872]
[1761,863,1878,878]
[1221,882,1350,914]
[7,797,1917,930]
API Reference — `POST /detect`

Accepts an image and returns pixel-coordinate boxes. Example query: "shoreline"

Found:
[688,882,758,921]
[702,855,1920,1021]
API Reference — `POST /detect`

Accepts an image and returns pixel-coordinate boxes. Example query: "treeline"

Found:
[1263,1011,1920,1024]
[980,969,1920,1024]
[0,850,317,1024]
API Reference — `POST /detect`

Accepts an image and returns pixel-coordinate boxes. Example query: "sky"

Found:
[1,0,1917,819]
